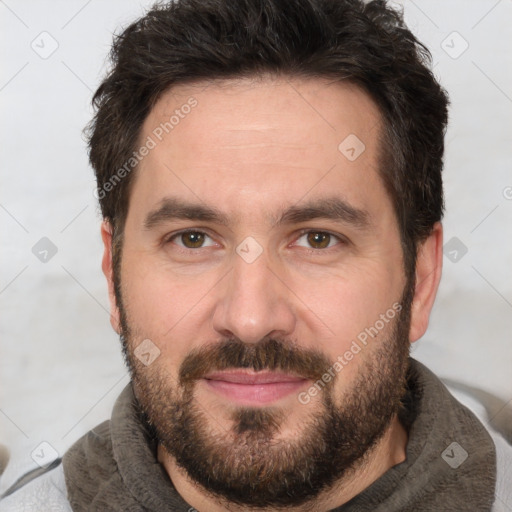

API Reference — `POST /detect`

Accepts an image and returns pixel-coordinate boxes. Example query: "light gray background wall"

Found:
[1,0,511,490]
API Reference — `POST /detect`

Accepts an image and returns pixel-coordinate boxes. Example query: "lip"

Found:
[202,370,308,405]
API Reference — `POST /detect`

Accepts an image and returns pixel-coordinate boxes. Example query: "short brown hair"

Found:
[88,0,449,277]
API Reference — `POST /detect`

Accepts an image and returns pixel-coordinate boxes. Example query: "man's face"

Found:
[111,77,412,506]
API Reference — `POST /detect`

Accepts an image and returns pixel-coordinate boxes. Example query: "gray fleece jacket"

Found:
[1,359,511,511]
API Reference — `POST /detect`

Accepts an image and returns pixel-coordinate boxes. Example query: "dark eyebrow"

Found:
[274,197,371,230]
[144,197,230,230]
[144,196,370,231]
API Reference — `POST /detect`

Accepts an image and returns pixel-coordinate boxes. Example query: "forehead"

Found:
[130,76,389,225]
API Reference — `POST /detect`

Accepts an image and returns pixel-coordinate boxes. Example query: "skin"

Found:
[101,76,443,511]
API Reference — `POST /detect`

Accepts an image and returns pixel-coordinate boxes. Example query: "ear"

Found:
[101,221,121,334]
[409,222,443,343]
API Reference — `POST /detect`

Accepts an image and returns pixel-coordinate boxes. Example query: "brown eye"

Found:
[306,232,332,249]
[179,231,206,248]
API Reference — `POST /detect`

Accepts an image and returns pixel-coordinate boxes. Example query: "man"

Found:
[1,0,511,510]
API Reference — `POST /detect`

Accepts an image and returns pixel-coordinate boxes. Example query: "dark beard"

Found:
[117,280,412,508]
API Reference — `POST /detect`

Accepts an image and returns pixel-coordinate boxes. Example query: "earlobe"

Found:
[409,222,443,343]
[101,221,121,334]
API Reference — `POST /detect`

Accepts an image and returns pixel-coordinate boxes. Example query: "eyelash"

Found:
[294,229,346,251]
[164,229,217,249]
[164,228,347,253]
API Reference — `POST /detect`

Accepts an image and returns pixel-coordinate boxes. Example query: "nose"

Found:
[212,248,296,344]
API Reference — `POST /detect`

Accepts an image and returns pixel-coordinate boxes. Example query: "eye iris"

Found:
[182,232,205,248]
[307,232,330,249]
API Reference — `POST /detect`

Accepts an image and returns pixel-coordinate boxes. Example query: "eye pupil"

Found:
[182,232,205,248]
[307,232,330,249]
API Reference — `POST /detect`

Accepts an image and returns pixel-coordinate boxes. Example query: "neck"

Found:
[158,414,408,512]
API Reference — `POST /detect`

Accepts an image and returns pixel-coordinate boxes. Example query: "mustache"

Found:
[179,338,332,385]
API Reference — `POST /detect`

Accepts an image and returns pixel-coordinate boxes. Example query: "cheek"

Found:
[304,262,399,319]
[119,253,220,359]
[291,263,403,364]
